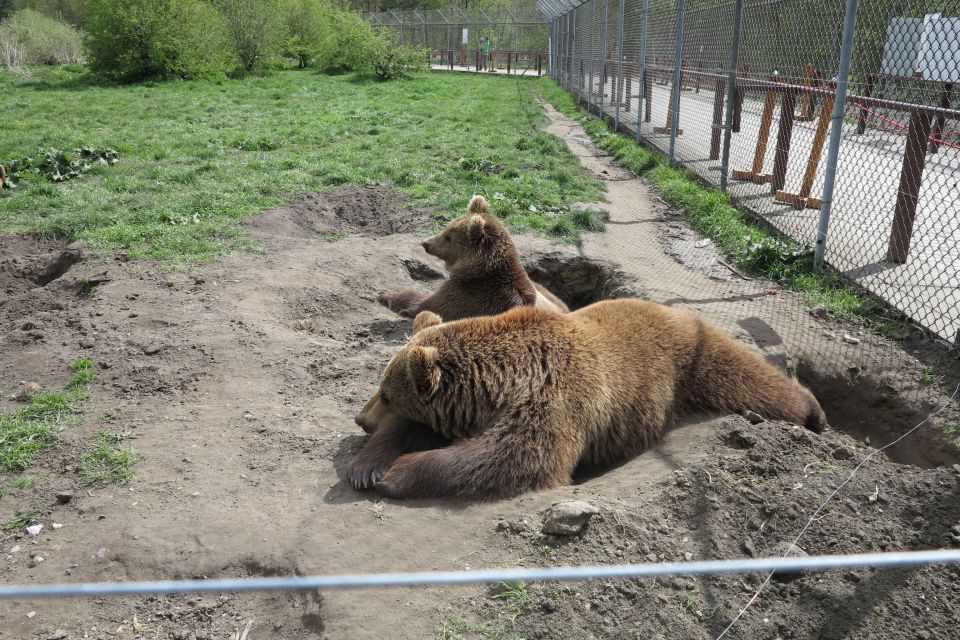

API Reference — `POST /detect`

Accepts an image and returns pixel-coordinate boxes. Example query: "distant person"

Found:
[478,37,486,71]
[481,37,492,72]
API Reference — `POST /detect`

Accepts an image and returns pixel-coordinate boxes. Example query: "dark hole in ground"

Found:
[522,251,647,310]
[797,361,960,468]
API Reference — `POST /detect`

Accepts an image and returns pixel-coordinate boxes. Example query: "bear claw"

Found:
[349,464,387,491]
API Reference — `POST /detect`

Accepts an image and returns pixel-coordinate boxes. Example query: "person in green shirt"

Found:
[481,37,491,72]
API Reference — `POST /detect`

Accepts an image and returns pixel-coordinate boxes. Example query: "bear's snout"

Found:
[355,413,374,434]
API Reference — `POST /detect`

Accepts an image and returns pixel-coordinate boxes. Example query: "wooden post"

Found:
[654,77,683,135]
[732,82,743,133]
[710,71,726,160]
[644,67,653,122]
[771,87,798,192]
[856,74,876,134]
[624,61,632,112]
[732,80,777,183]
[775,91,835,210]
[928,83,953,154]
[796,65,815,121]
[887,110,933,263]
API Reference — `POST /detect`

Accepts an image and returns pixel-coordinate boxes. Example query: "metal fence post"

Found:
[588,0,596,112]
[599,0,610,118]
[579,6,586,98]
[614,0,625,131]
[668,0,687,163]
[814,0,859,268]
[636,0,650,145]
[719,0,744,192]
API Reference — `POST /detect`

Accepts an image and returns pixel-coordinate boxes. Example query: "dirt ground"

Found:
[1,105,959,640]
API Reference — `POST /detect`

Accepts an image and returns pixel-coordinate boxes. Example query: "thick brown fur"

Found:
[377,195,568,321]
[0,165,6,189]
[351,300,826,500]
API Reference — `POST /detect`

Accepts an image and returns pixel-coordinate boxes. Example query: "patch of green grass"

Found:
[0,358,97,474]
[2,507,38,531]
[538,77,895,323]
[78,430,143,486]
[1,68,605,264]
[0,475,39,499]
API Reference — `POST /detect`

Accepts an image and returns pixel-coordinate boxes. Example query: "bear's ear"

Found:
[468,194,490,215]
[407,345,440,393]
[466,214,486,240]
[413,311,443,334]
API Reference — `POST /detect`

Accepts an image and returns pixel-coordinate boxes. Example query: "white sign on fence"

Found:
[882,14,960,82]
[920,15,960,83]
[463,28,469,44]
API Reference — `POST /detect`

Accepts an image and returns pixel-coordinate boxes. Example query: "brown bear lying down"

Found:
[378,195,568,320]
[349,300,826,500]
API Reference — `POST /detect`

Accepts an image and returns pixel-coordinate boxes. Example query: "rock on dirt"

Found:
[402,258,444,281]
[542,500,600,536]
[55,490,74,504]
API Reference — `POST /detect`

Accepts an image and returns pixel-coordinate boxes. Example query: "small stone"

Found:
[48,630,68,640]
[79,337,95,349]
[25,611,35,619]
[743,410,765,424]
[26,524,43,537]
[541,598,557,613]
[29,556,45,567]
[811,306,829,318]
[684,552,693,561]
[542,500,599,536]
[56,491,74,504]
[832,446,854,460]
[842,334,861,345]
[402,258,445,281]
[695,239,711,248]
[10,545,21,553]
[142,343,163,355]
[243,413,255,421]
[52,523,63,530]
[823,331,836,340]
[293,319,315,332]
[15,382,43,401]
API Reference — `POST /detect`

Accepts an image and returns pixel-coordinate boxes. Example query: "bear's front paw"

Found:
[377,290,398,310]
[349,458,391,491]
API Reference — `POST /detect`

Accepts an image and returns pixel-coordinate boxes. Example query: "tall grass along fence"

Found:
[366,4,551,76]
[540,0,959,347]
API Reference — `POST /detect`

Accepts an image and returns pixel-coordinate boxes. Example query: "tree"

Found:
[215,0,285,72]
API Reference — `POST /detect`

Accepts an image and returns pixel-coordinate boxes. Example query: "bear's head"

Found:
[354,311,444,434]
[420,195,508,270]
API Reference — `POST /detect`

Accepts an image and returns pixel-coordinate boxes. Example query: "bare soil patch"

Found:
[1,121,958,640]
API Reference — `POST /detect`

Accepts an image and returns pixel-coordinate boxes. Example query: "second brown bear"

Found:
[378,195,568,320]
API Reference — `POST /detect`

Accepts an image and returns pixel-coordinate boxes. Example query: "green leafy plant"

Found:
[3,147,119,187]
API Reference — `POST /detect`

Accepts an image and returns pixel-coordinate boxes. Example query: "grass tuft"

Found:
[78,430,143,486]
[0,358,97,474]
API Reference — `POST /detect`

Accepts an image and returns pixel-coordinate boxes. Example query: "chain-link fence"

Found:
[542,0,959,346]
[366,5,550,75]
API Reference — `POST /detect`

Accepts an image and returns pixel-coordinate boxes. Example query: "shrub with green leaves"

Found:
[314,6,378,75]
[280,0,328,69]
[84,0,234,81]
[0,8,83,68]
[215,0,286,73]
[370,31,426,81]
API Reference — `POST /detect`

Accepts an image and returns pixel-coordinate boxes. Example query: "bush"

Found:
[370,32,426,81]
[84,0,233,81]
[11,0,87,27]
[0,8,83,69]
[215,0,285,73]
[281,0,327,68]
[314,6,377,75]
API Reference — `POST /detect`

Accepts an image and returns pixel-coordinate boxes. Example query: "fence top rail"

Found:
[1,549,959,599]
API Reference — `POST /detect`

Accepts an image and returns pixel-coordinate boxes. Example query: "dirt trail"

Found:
[0,108,957,640]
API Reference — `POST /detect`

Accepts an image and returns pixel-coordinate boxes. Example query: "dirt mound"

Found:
[0,235,84,296]
[247,185,429,239]
[468,416,960,640]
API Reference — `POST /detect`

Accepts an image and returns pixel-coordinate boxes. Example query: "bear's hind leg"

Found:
[349,417,449,490]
